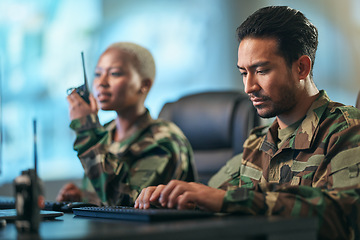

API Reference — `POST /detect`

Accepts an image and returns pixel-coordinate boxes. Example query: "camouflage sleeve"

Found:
[208,153,242,189]
[222,183,360,238]
[69,113,106,156]
[221,121,360,239]
[68,114,108,204]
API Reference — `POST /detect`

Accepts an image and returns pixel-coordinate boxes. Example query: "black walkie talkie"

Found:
[14,119,44,233]
[67,52,90,104]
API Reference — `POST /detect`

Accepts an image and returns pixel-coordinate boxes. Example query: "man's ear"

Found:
[297,55,311,80]
[140,78,152,94]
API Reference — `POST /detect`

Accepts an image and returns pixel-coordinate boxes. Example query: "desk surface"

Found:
[0,212,317,240]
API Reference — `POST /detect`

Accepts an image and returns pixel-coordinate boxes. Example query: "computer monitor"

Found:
[0,57,2,175]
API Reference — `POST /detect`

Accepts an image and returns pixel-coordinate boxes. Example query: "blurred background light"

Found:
[0,0,359,188]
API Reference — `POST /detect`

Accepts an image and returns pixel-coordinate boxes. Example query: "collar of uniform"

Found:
[105,108,155,144]
[291,90,330,150]
[259,121,279,157]
[259,90,330,154]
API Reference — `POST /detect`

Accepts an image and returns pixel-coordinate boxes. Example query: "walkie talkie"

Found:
[67,52,90,104]
[14,119,44,233]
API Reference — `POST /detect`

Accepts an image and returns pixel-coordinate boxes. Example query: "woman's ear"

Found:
[140,78,152,94]
[297,55,311,80]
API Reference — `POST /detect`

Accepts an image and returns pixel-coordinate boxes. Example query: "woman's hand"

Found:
[67,91,98,120]
[56,182,82,202]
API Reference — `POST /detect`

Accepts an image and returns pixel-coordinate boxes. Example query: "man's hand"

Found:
[67,91,98,120]
[135,185,166,209]
[135,180,226,212]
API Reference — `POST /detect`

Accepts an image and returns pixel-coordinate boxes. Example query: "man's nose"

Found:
[244,73,260,94]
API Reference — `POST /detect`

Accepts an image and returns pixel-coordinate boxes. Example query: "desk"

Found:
[0,213,317,240]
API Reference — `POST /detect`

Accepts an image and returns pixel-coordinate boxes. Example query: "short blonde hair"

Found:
[108,42,156,82]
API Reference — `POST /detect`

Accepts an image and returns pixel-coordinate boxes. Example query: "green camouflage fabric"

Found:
[209,90,360,240]
[70,109,197,206]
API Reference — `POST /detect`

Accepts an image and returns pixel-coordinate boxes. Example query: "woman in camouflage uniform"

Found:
[57,42,197,206]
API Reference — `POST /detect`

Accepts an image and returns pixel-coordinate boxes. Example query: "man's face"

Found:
[237,37,299,119]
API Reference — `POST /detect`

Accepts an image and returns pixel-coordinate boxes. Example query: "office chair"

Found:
[158,91,260,184]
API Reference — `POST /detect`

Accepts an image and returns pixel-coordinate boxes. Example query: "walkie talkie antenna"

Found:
[81,52,88,90]
[33,119,37,173]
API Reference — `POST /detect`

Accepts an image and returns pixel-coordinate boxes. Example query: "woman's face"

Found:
[92,48,144,112]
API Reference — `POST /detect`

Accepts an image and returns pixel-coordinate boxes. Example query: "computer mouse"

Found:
[61,202,98,213]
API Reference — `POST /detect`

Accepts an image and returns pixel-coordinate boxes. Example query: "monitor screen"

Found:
[0,57,2,175]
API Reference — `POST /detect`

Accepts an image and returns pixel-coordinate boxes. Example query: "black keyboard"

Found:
[73,206,214,222]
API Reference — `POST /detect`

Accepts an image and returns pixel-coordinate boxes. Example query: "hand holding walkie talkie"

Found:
[67,52,90,104]
[66,52,97,121]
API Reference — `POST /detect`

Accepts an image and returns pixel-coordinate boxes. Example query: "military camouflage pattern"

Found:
[209,90,360,240]
[70,109,197,206]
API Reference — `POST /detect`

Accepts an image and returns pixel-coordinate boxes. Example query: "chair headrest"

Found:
[159,91,249,150]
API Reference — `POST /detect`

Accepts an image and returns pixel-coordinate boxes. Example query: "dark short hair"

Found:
[237,6,318,76]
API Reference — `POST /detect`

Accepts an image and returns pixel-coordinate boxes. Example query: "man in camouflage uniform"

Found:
[135,6,360,239]
[57,42,197,206]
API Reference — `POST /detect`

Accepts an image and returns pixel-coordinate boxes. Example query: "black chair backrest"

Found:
[158,91,260,184]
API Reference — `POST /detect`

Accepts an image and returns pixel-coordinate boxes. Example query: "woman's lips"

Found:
[97,92,111,102]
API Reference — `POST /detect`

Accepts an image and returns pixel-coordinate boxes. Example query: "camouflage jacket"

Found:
[209,90,360,239]
[70,109,197,206]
